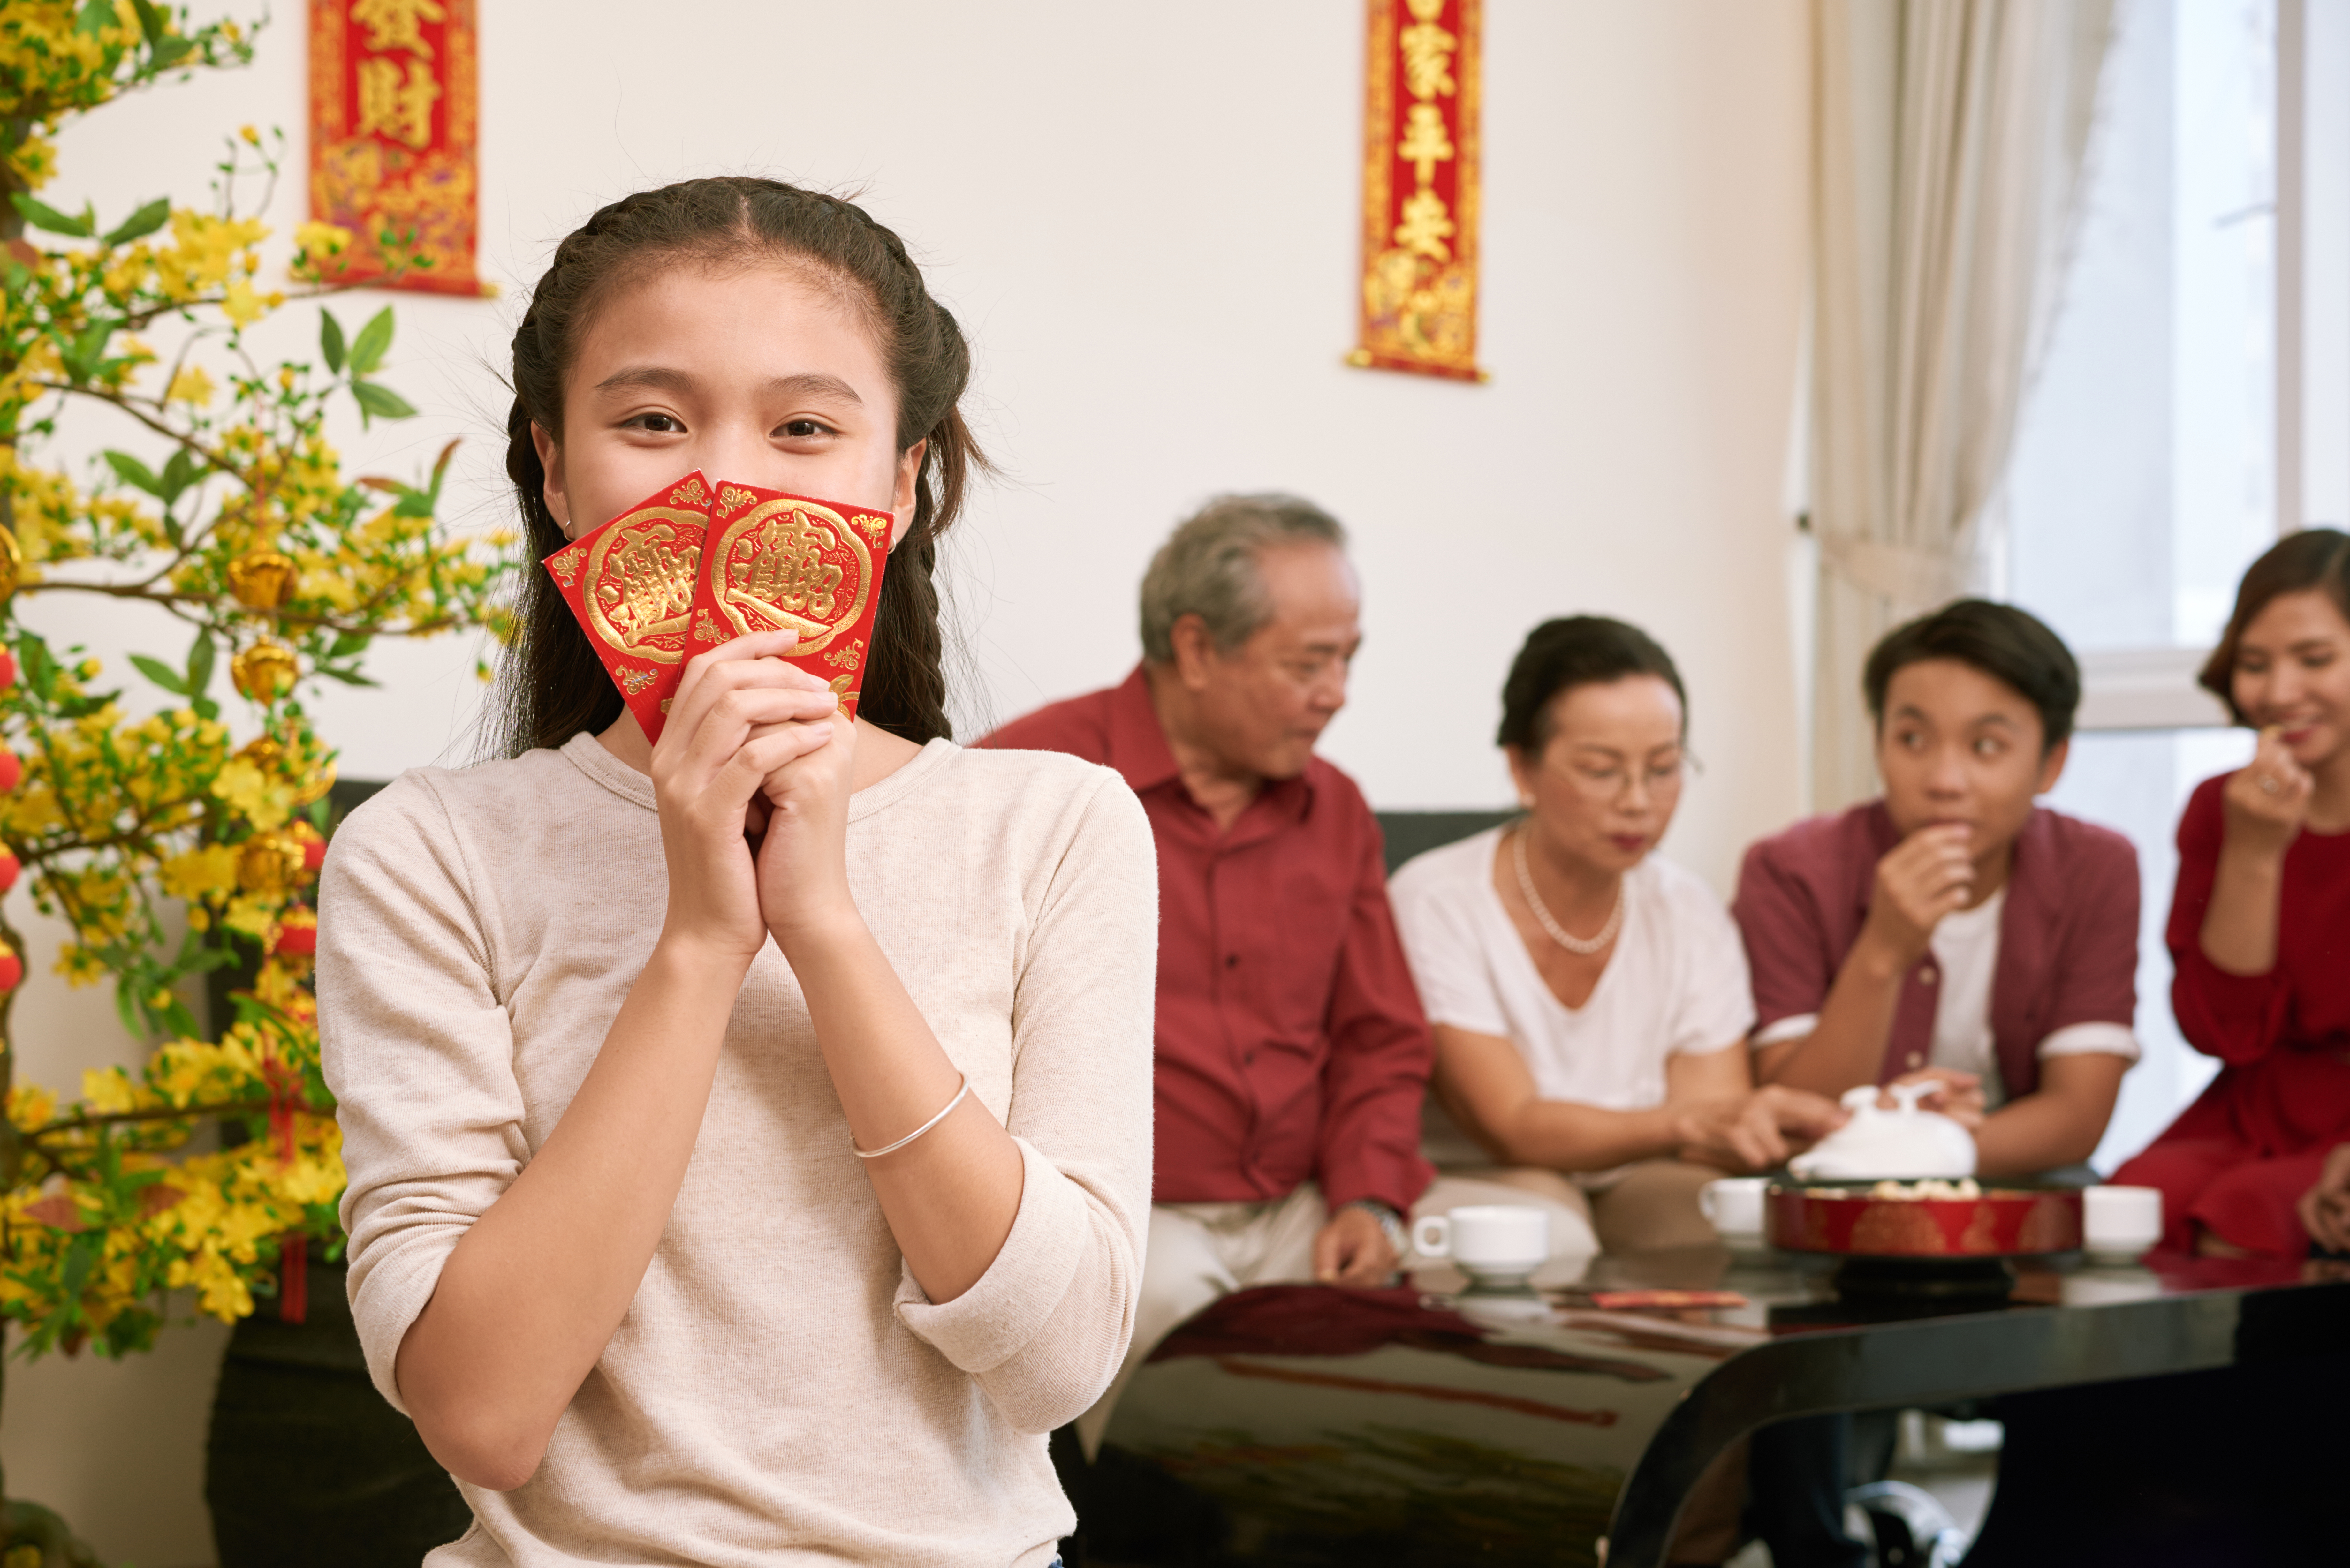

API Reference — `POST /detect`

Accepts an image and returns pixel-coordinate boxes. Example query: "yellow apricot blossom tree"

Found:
[1,5,511,1559]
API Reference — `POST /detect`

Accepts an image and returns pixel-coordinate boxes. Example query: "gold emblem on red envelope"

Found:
[688,482,894,725]
[702,490,883,656]
[543,472,714,743]
[583,512,702,663]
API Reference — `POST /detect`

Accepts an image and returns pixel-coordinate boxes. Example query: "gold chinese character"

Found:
[1404,0,1447,20]
[1393,188,1456,261]
[605,531,699,643]
[350,0,446,58]
[743,510,844,621]
[1398,102,1454,187]
[356,55,439,149]
[1399,20,1456,101]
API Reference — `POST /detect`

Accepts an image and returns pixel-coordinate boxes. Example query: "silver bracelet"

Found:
[851,1074,971,1159]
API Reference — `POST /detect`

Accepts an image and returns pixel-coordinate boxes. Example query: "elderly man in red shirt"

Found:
[981,493,1432,1452]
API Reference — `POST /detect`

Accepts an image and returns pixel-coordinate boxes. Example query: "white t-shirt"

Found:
[1389,828,1756,1183]
[1752,886,2139,1108]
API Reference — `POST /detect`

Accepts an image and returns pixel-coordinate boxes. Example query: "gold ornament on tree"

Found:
[226,547,298,609]
[230,640,301,702]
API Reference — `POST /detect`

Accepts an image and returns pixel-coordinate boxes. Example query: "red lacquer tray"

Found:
[1766,1182,2083,1259]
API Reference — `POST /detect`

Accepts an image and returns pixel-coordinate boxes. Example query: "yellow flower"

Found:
[221,279,264,327]
[166,365,216,406]
[5,1083,58,1134]
[83,1067,141,1116]
[293,221,351,257]
[239,124,260,145]
[160,844,239,902]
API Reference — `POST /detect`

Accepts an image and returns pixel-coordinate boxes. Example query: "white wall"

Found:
[8,3,1811,1560]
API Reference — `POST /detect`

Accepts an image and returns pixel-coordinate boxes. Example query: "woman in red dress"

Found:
[2115,530,2350,1255]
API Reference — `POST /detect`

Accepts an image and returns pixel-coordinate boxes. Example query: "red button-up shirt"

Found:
[980,666,1434,1213]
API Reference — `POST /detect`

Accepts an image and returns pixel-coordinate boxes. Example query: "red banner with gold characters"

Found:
[1348,0,1485,382]
[307,0,484,295]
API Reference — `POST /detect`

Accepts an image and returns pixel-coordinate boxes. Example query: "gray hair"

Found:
[1138,494,1349,663]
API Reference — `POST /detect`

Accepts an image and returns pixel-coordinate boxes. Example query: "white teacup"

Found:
[1699,1176,1770,1240]
[1411,1205,1549,1287]
[2082,1184,2163,1262]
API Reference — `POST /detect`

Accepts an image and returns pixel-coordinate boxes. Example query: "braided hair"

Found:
[490,177,984,756]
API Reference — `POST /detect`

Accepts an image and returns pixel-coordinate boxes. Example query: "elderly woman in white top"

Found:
[1391,617,1845,1263]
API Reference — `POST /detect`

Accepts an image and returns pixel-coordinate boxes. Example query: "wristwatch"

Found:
[1345,1199,1410,1261]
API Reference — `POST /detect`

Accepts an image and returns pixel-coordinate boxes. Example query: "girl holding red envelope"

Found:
[316,178,1155,1567]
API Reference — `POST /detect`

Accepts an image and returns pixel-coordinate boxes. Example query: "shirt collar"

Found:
[1105,663,1184,794]
[1104,662,1322,821]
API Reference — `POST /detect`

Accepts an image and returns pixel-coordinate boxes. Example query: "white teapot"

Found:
[1786,1083,1978,1181]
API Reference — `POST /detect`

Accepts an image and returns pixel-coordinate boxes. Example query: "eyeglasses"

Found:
[1548,755,1694,801]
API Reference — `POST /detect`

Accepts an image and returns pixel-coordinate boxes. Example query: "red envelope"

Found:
[542,472,713,743]
[688,481,894,723]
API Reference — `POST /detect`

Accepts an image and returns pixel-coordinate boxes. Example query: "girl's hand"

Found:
[747,666,860,950]
[649,631,839,967]
[2221,728,2314,860]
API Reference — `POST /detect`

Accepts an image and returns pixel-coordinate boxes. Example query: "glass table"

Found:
[1088,1246,2350,1566]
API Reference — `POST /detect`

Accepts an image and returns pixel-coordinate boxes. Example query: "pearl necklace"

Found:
[1512,825,1624,955]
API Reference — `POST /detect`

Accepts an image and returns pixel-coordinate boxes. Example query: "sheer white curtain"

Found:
[1809,0,2117,807]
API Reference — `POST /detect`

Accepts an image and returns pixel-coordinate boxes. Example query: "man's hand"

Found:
[1313,1205,1399,1285]
[1677,1085,1849,1172]
[2297,1143,2350,1255]
[1885,1066,1986,1129]
[1860,822,1976,969]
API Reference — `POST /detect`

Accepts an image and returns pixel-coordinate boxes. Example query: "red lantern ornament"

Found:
[302,838,327,874]
[0,649,16,690]
[272,905,318,957]
[0,750,18,793]
[0,941,20,994]
[0,850,18,893]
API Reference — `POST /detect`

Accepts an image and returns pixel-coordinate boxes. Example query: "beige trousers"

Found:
[1074,1183,1329,1457]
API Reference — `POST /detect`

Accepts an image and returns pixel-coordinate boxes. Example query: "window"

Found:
[2000,0,2346,1169]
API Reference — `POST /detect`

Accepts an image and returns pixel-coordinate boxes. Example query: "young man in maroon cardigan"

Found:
[980,494,1432,1453]
[1733,599,2141,1177]
[1732,601,2143,1568]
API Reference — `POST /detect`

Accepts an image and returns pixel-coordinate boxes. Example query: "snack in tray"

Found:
[688,481,894,724]
[542,472,714,743]
[1859,1178,1983,1202]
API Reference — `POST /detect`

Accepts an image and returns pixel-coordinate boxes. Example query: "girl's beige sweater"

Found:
[319,733,1157,1566]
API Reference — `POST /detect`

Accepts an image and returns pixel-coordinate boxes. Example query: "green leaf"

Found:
[319,309,346,374]
[74,0,114,35]
[159,447,201,504]
[327,630,371,659]
[102,449,164,497]
[316,665,380,688]
[61,1231,102,1301]
[130,654,188,695]
[186,630,217,697]
[101,197,170,248]
[10,192,94,238]
[19,638,57,701]
[349,379,417,425]
[151,33,193,67]
[131,0,165,44]
[191,694,220,722]
[348,305,395,375]
[64,316,117,381]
